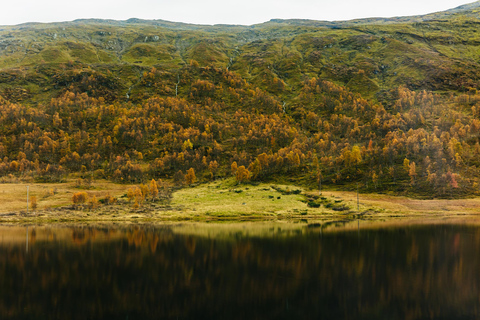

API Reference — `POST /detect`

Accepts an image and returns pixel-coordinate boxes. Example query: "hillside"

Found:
[1,2,480,197]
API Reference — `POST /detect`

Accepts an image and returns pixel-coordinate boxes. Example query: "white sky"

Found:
[0,0,474,26]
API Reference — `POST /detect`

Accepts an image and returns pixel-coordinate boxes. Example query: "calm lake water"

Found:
[1,220,480,319]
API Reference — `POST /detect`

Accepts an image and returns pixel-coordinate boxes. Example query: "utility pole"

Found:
[26,186,29,214]
[357,183,359,212]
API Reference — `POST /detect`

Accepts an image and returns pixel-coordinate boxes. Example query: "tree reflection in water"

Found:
[0,223,479,319]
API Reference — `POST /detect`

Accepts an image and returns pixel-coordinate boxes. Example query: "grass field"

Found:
[170,179,310,218]
[0,178,480,223]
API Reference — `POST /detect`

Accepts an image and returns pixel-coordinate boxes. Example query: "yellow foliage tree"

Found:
[127,187,136,203]
[208,161,219,179]
[231,161,238,176]
[409,162,417,185]
[88,195,99,209]
[403,158,410,174]
[185,168,197,185]
[140,184,149,199]
[150,179,159,200]
[134,187,143,208]
[236,165,250,183]
[248,159,261,180]
[182,139,193,150]
[350,146,362,165]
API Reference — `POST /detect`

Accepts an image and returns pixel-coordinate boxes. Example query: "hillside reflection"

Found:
[0,222,479,319]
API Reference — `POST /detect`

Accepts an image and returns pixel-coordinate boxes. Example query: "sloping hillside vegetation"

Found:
[2,2,480,197]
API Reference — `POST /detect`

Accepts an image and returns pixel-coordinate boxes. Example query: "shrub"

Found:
[103,194,116,205]
[88,195,99,209]
[307,201,321,208]
[30,196,37,210]
[72,192,89,204]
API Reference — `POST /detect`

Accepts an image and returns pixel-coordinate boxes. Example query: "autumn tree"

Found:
[372,172,379,190]
[248,159,262,180]
[88,195,99,210]
[208,160,219,180]
[236,165,250,183]
[231,161,238,176]
[403,158,410,175]
[150,179,159,200]
[316,170,323,195]
[409,162,417,185]
[140,184,149,200]
[127,187,136,203]
[185,168,197,185]
[134,187,144,208]
[173,170,186,186]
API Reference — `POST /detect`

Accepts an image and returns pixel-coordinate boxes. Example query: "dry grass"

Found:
[0,180,131,214]
[323,190,480,216]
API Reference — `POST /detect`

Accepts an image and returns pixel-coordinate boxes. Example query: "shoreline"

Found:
[1,179,480,223]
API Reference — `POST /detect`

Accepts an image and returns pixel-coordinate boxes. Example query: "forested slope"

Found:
[2,2,480,197]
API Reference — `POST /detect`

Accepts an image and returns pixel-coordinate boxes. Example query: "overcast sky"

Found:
[0,0,474,26]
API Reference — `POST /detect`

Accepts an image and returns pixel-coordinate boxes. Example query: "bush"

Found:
[72,192,89,204]
[88,195,99,209]
[30,196,37,210]
[103,194,116,205]
[307,201,321,208]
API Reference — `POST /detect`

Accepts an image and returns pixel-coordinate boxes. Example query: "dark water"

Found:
[1,221,480,319]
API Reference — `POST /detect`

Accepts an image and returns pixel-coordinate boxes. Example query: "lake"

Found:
[1,219,479,319]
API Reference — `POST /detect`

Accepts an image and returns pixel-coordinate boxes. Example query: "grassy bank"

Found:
[0,180,130,213]
[0,178,480,223]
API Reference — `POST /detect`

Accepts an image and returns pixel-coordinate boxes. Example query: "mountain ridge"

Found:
[3,1,480,29]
